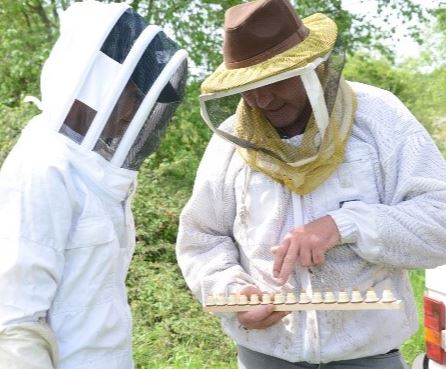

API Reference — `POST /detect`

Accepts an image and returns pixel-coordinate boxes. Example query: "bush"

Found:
[0,103,38,164]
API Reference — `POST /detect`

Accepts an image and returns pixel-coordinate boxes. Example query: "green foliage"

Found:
[435,4,446,37]
[0,0,57,106]
[0,104,38,163]
[344,53,418,106]
[136,0,427,72]
[295,0,427,59]
[0,0,429,106]
[344,53,446,144]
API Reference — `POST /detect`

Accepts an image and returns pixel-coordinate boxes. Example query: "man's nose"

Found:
[252,87,274,109]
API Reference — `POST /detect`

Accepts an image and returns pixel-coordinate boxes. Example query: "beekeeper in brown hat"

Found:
[177,0,446,368]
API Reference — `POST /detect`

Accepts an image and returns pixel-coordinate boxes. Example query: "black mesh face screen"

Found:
[122,58,188,171]
[100,9,146,64]
[130,32,181,103]
[101,9,180,103]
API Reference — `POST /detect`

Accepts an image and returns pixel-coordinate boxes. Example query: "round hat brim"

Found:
[201,13,337,94]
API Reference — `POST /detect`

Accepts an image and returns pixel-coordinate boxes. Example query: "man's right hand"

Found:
[236,286,289,330]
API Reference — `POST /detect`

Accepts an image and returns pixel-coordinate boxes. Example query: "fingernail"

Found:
[273,271,278,278]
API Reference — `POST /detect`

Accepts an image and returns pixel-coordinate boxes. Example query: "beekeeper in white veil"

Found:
[0,2,187,369]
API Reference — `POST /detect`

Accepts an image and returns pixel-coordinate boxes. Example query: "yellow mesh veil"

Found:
[199,12,357,195]
[235,77,356,194]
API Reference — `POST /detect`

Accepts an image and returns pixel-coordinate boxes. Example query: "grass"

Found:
[128,257,237,369]
[402,270,426,365]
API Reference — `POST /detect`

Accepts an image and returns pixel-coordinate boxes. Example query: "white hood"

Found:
[27,0,187,199]
[40,1,130,129]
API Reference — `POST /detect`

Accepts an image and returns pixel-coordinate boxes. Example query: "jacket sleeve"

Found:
[328,102,446,269]
[0,322,58,369]
[0,144,73,367]
[176,134,257,303]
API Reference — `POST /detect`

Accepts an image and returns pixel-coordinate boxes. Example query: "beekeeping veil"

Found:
[40,1,187,171]
[199,0,356,195]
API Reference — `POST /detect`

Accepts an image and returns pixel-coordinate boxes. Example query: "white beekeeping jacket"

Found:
[0,2,187,369]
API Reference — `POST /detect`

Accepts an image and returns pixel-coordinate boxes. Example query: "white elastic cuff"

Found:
[327,210,358,244]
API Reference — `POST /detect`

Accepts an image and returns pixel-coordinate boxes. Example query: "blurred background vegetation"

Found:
[0,0,446,368]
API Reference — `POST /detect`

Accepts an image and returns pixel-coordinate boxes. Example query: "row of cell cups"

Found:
[205,288,396,306]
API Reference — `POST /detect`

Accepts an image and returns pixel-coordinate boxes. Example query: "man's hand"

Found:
[272,215,340,285]
[236,286,289,329]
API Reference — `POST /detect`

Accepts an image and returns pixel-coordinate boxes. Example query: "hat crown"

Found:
[223,0,309,69]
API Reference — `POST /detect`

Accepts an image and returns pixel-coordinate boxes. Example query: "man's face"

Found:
[242,76,310,134]
[102,80,144,138]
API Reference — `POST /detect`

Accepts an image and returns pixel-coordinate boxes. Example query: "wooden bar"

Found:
[204,300,402,313]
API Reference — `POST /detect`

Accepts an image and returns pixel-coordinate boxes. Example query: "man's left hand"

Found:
[272,215,340,285]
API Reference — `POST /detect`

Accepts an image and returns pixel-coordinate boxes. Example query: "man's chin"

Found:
[266,117,294,129]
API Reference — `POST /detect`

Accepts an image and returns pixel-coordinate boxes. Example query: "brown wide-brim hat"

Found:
[201,0,337,95]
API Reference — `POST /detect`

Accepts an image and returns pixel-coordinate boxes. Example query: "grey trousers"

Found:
[237,346,408,369]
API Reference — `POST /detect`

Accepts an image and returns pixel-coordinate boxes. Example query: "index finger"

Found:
[272,237,291,279]
[277,241,299,285]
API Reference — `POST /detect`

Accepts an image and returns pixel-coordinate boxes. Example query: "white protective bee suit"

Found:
[0,2,187,369]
